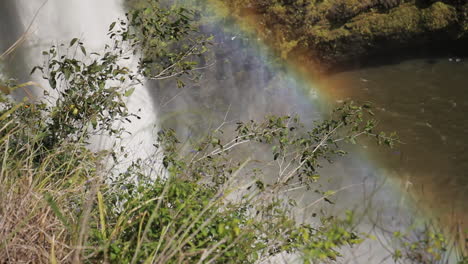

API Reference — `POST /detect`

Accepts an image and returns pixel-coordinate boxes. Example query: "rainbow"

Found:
[176,0,468,237]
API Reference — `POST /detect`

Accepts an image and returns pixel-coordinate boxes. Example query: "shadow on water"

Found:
[326,37,468,75]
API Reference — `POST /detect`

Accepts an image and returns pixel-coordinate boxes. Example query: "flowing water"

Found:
[0,0,159,170]
[1,1,466,262]
[149,18,467,260]
[150,27,420,262]
[323,58,468,228]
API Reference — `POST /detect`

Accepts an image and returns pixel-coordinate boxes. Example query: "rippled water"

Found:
[323,58,468,227]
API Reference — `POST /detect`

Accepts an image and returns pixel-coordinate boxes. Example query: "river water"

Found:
[152,21,468,227]
[1,1,465,261]
[323,58,468,228]
[151,26,467,260]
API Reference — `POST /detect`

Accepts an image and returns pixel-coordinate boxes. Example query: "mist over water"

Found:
[0,0,159,172]
[150,22,418,263]
[0,0,32,99]
[1,1,463,262]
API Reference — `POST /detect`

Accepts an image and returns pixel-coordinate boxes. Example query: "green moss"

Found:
[312,2,457,45]
[269,3,287,17]
[460,3,468,33]
[348,5,422,37]
[308,26,350,43]
[213,0,467,69]
[421,2,457,31]
[277,38,299,59]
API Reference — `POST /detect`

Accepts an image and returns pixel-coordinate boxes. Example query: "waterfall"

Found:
[149,16,418,263]
[1,1,435,262]
[1,0,161,178]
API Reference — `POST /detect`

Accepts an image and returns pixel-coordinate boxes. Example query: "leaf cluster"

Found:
[126,1,213,86]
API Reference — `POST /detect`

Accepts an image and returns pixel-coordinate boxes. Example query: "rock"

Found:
[218,0,468,73]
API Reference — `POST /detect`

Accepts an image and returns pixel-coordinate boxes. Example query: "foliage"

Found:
[390,225,468,264]
[87,100,390,263]
[126,0,213,86]
[30,34,138,147]
[205,0,467,70]
[0,7,376,260]
[0,1,465,263]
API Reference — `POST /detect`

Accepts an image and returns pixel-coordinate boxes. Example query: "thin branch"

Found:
[281,123,343,184]
[301,183,364,210]
[0,0,48,60]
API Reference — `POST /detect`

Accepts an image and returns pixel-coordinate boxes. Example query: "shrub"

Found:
[3,1,464,263]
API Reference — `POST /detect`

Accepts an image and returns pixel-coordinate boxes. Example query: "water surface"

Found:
[323,58,468,227]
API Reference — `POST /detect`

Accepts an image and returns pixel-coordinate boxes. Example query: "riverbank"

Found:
[215,0,468,73]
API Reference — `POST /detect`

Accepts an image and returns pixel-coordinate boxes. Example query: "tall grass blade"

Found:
[43,192,70,231]
[97,190,107,239]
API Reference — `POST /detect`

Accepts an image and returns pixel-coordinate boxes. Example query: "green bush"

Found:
[1,1,465,263]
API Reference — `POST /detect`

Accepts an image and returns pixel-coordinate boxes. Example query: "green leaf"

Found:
[70,38,78,47]
[80,45,87,55]
[109,21,117,31]
[64,68,71,80]
[124,87,135,97]
[176,79,185,88]
[273,152,280,160]
[211,137,220,145]
[91,117,98,129]
[30,66,43,75]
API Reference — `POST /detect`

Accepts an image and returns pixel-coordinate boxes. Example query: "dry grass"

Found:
[0,118,101,263]
[0,177,71,263]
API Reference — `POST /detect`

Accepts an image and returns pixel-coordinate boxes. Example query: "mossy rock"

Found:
[421,2,458,31]
[461,3,468,32]
[216,0,468,72]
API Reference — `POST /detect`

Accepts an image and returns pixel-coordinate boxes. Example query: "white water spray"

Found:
[13,0,161,177]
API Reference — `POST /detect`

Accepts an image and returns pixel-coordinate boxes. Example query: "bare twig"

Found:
[0,0,48,60]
